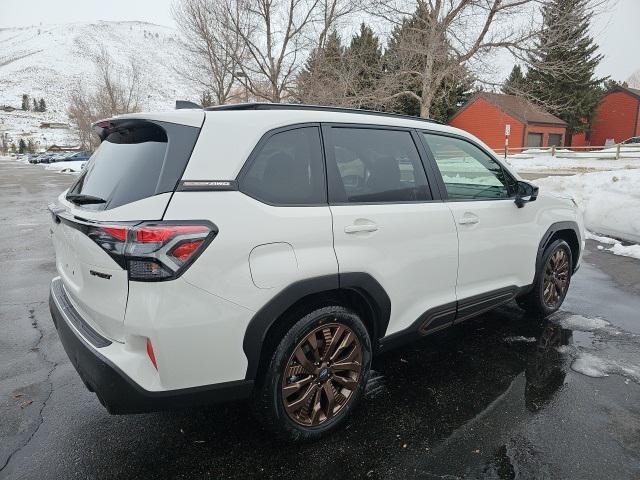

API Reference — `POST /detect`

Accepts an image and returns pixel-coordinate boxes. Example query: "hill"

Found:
[0,21,198,149]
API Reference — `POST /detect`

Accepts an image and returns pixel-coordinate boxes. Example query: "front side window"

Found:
[327,128,431,203]
[240,127,325,205]
[421,133,514,200]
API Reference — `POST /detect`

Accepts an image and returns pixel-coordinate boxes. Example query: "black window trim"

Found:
[235,122,329,207]
[234,121,519,207]
[417,129,519,203]
[321,122,442,206]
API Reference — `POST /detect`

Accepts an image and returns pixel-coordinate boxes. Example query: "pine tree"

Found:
[26,139,36,153]
[502,65,526,95]
[525,0,606,140]
[18,139,27,154]
[21,94,30,111]
[296,31,345,105]
[344,23,383,110]
[39,98,46,112]
[32,98,38,111]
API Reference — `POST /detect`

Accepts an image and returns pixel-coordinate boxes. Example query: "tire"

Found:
[252,305,372,442]
[517,239,573,317]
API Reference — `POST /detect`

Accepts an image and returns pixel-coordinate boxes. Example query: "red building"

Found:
[448,92,567,150]
[590,86,640,146]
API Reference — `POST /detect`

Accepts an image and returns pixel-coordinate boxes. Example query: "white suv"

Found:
[49,104,584,441]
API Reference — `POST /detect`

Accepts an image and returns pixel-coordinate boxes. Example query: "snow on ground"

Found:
[0,110,76,151]
[596,242,640,261]
[503,336,537,343]
[532,169,640,243]
[558,314,610,332]
[506,153,640,173]
[586,231,640,259]
[568,351,640,382]
[555,313,640,385]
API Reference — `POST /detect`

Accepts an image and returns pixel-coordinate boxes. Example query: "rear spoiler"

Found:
[175,100,202,110]
[91,118,159,143]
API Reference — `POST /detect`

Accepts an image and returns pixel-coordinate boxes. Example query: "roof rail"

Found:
[204,102,442,124]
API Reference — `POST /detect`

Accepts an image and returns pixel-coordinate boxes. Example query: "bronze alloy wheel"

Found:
[542,248,570,308]
[281,322,363,427]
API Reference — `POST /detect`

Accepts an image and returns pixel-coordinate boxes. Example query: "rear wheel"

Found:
[517,239,573,317]
[252,306,371,442]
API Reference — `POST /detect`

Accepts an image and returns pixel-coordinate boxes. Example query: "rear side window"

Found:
[240,127,325,205]
[67,120,200,210]
[326,127,431,203]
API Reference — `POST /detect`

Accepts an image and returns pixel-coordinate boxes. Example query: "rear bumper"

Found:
[49,277,253,414]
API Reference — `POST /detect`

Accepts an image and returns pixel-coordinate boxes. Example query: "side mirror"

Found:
[515,181,538,208]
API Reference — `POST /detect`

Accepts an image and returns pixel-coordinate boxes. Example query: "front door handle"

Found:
[344,223,378,234]
[458,214,479,225]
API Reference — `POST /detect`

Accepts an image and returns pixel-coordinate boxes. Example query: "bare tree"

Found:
[315,0,361,50]
[627,70,640,89]
[92,45,144,115]
[220,0,358,102]
[220,0,316,102]
[68,82,97,149]
[172,0,244,105]
[68,45,145,149]
[366,0,540,118]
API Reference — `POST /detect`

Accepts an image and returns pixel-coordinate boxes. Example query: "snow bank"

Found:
[533,169,640,243]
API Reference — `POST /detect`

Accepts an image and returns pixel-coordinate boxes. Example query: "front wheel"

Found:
[252,305,371,442]
[517,239,573,317]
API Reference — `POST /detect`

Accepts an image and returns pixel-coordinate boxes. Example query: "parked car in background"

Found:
[48,152,76,163]
[30,153,55,164]
[621,136,640,145]
[64,151,92,162]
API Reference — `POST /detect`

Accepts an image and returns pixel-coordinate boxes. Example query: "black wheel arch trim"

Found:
[242,272,391,381]
[536,221,581,274]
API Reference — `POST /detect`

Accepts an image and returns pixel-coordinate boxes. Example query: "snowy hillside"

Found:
[0,21,198,149]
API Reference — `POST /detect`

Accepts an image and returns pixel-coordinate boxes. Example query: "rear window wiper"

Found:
[66,193,107,205]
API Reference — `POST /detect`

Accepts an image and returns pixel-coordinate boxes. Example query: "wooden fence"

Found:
[493,144,640,160]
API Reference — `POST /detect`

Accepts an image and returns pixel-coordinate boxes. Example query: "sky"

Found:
[0,0,638,83]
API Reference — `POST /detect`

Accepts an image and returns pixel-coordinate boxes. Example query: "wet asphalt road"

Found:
[1,158,640,480]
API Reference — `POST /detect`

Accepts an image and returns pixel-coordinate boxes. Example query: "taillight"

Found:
[87,221,217,281]
[146,338,158,370]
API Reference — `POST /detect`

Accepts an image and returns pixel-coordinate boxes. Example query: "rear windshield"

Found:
[67,120,200,210]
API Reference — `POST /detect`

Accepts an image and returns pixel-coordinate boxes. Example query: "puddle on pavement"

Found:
[550,311,640,385]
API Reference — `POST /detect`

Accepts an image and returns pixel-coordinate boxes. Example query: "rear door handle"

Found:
[458,214,479,225]
[344,223,378,234]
